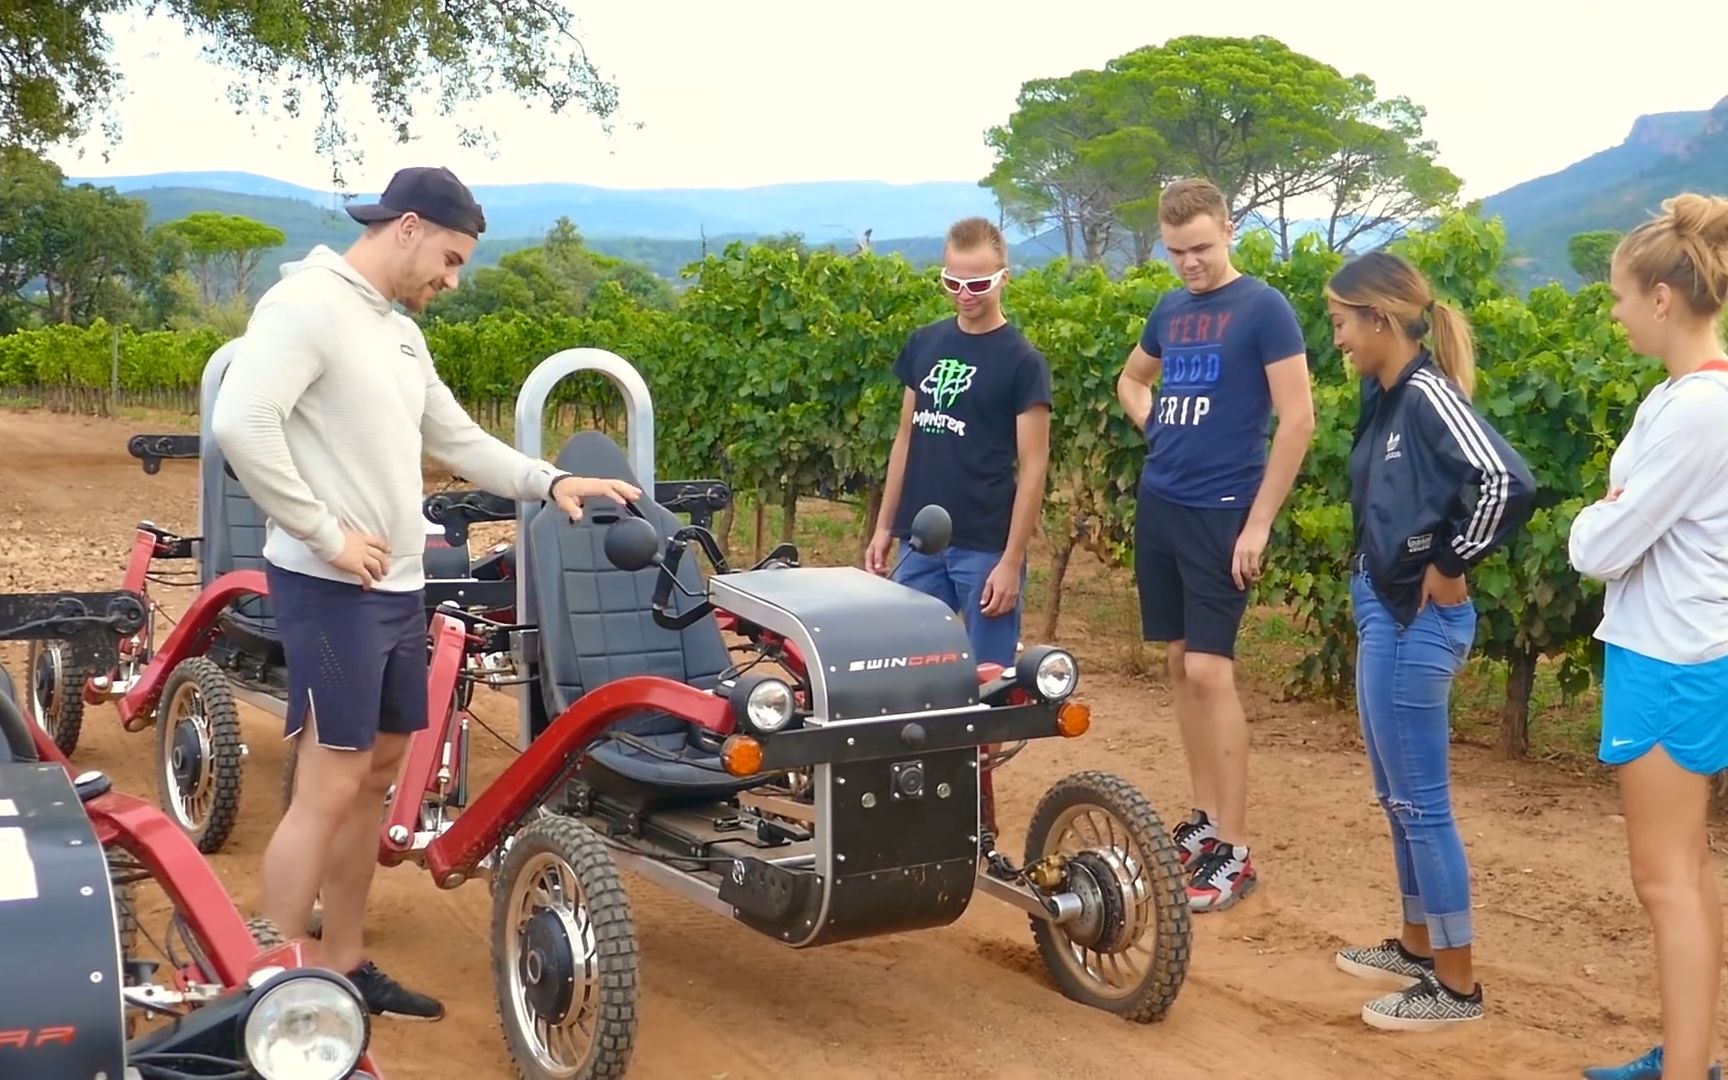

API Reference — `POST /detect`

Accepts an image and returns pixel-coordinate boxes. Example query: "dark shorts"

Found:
[266,562,429,751]
[1134,486,1250,659]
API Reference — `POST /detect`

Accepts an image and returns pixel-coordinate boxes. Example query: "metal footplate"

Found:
[0,590,146,672]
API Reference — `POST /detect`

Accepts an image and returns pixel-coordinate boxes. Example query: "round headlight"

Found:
[744,677,796,734]
[1012,646,1079,701]
[242,973,368,1080]
[1034,649,1078,699]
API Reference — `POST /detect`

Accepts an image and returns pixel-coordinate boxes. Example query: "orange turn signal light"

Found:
[721,734,764,776]
[1057,701,1091,738]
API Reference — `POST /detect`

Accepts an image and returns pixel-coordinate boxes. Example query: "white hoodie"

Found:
[210,245,562,592]
[1569,366,1728,666]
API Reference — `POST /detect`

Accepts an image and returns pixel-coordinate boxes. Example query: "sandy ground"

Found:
[0,405,1703,1080]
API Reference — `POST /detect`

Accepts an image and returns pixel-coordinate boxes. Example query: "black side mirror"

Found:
[603,516,663,572]
[908,504,952,557]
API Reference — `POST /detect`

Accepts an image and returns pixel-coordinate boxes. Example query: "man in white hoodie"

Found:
[211,165,641,1021]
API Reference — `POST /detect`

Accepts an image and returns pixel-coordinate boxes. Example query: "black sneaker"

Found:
[1335,937,1436,984]
[1361,969,1484,1031]
[344,960,445,1022]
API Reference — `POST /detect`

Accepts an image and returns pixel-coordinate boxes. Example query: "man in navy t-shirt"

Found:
[867,216,1052,680]
[1117,178,1315,915]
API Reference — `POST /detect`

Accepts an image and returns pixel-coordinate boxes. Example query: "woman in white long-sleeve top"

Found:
[1569,192,1728,1080]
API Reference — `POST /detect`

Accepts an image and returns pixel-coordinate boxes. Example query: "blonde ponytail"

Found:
[1429,301,1477,399]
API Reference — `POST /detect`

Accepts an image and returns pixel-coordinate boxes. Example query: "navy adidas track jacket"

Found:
[1348,351,1538,627]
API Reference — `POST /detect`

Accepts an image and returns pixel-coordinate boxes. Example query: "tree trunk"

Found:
[780,485,799,546]
[715,505,735,559]
[1040,530,1078,641]
[752,495,767,562]
[1500,648,1538,758]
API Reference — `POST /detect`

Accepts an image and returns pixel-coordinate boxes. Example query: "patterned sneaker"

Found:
[345,960,445,1022]
[1171,810,1220,868]
[1361,969,1483,1031]
[1335,937,1435,983]
[1187,843,1257,912]
[1582,1045,1724,1079]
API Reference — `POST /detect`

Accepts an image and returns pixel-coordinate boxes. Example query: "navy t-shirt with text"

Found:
[1138,274,1308,508]
[892,317,1053,552]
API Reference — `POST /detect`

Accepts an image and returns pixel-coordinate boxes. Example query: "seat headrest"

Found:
[553,431,638,487]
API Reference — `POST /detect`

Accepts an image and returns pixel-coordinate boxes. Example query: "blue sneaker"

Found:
[1583,1045,1723,1079]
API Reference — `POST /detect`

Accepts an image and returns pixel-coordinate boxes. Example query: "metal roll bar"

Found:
[512,347,657,746]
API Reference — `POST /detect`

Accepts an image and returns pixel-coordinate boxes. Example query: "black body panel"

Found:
[712,567,980,721]
[0,763,125,1079]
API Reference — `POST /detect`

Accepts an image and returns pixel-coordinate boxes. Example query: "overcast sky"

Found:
[45,1,1728,202]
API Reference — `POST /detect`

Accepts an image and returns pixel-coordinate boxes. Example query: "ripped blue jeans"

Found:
[1351,568,1477,949]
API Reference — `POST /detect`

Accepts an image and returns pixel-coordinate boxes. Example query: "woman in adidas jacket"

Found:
[1568,193,1728,1080]
[1325,251,1537,1033]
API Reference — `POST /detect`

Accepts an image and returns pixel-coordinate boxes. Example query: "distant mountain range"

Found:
[1480,96,1728,285]
[63,94,1728,293]
[68,171,1017,246]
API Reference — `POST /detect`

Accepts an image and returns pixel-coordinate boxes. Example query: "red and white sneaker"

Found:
[1171,810,1219,869]
[1187,843,1257,912]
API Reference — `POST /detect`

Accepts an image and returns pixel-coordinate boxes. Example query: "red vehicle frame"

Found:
[374,601,1017,886]
[7,610,388,1079]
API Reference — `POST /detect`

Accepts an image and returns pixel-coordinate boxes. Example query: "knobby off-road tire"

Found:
[28,638,88,757]
[111,852,140,1038]
[490,815,638,1080]
[156,656,244,855]
[1023,770,1191,1023]
[246,915,288,949]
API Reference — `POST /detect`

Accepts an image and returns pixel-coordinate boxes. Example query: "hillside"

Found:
[75,181,1072,291]
[1483,96,1728,286]
[67,172,1014,245]
[64,94,1728,297]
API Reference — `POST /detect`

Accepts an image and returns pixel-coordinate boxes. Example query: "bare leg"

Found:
[259,709,370,947]
[1620,743,1718,1080]
[1167,641,1219,822]
[316,732,408,973]
[1181,650,1247,847]
[1401,921,1430,957]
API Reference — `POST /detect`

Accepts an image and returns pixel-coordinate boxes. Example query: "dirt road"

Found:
[0,406,1695,1079]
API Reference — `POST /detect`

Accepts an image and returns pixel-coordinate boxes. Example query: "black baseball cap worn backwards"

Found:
[345,166,487,239]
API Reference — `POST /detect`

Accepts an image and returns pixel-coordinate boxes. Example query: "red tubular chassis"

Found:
[1,588,385,1079]
[28,343,1193,1080]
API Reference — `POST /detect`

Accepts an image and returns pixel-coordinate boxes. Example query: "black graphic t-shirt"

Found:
[891,317,1053,552]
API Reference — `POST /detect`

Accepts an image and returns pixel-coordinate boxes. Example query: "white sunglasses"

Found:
[940,267,1006,295]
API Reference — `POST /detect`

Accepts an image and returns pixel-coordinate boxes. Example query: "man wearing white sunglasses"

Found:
[866,216,1053,748]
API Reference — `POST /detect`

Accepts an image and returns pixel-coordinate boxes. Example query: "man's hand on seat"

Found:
[551,475,644,523]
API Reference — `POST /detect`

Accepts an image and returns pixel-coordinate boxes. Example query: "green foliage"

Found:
[0,319,219,392]
[1567,230,1623,284]
[423,218,674,324]
[0,210,1662,751]
[982,35,1462,263]
[2,0,619,185]
[155,211,288,304]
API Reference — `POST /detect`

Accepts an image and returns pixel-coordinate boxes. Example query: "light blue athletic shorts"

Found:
[1601,642,1728,775]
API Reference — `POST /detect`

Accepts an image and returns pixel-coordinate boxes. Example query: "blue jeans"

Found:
[1351,570,1478,949]
[892,545,1025,667]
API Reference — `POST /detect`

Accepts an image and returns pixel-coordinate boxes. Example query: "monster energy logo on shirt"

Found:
[914,357,976,435]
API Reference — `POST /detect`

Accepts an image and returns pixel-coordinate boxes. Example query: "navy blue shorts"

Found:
[266,562,429,751]
[1134,486,1251,659]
